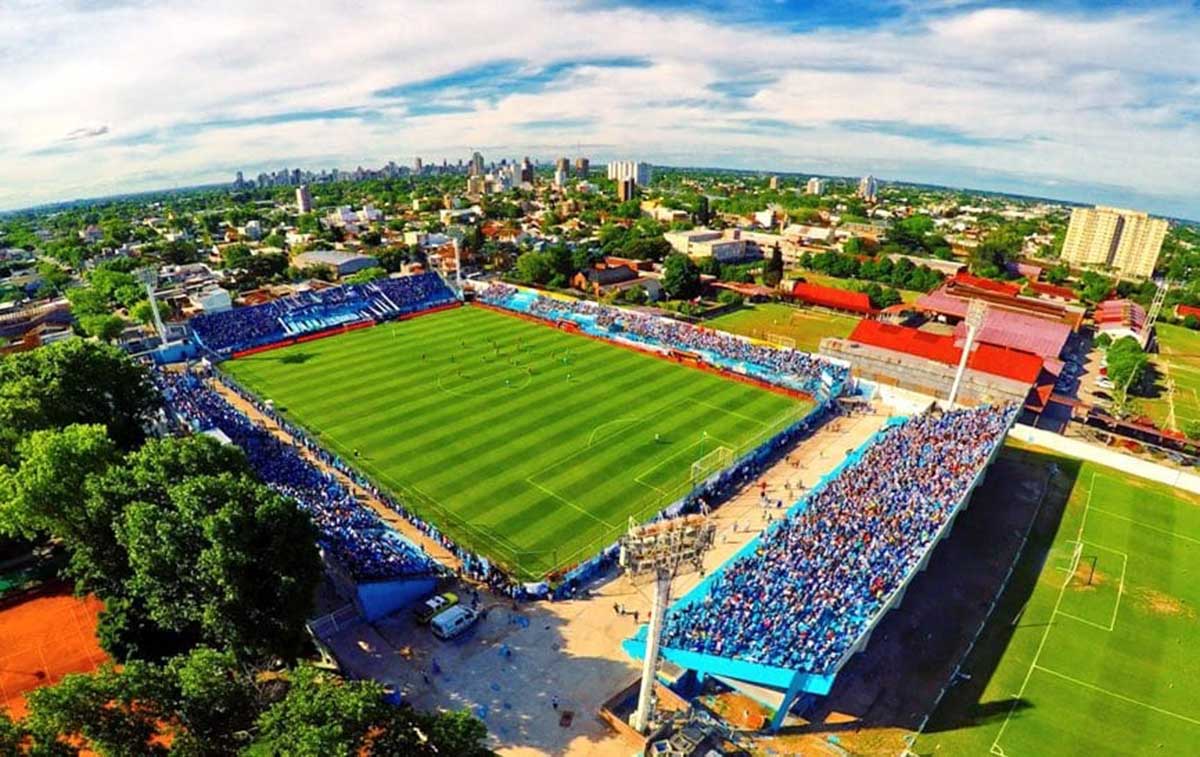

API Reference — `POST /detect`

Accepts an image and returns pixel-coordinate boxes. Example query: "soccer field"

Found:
[707,302,860,353]
[1142,323,1200,432]
[222,306,809,580]
[916,454,1200,756]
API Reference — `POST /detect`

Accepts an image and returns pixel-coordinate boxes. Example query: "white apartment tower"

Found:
[806,177,825,195]
[857,175,878,202]
[296,185,313,214]
[607,160,652,186]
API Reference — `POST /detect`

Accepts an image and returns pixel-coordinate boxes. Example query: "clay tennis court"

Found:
[0,583,106,718]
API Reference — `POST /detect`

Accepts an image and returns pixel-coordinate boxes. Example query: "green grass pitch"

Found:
[222,305,810,580]
[916,452,1200,756]
[706,302,859,353]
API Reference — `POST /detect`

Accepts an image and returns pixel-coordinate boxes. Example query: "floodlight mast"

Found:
[619,514,715,734]
[947,298,987,407]
[135,268,167,341]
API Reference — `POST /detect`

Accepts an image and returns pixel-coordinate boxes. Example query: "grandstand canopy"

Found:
[849,320,1043,384]
[788,281,875,315]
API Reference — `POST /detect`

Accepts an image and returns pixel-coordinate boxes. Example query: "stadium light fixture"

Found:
[619,514,715,734]
[134,267,168,341]
[947,298,987,407]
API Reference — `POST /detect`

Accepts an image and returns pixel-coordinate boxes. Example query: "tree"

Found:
[515,251,553,285]
[1044,263,1070,285]
[662,254,701,299]
[0,339,158,463]
[36,261,71,292]
[220,244,253,270]
[256,666,493,757]
[110,456,322,662]
[167,647,258,755]
[763,243,784,287]
[80,313,127,342]
[254,666,389,757]
[374,247,408,273]
[970,227,1022,277]
[1105,336,1149,393]
[343,266,386,285]
[1185,314,1200,330]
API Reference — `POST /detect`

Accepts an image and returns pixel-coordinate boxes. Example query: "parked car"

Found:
[431,606,479,640]
[414,592,458,624]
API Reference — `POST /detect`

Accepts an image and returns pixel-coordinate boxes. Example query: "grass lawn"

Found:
[916,452,1200,756]
[706,302,860,353]
[1141,323,1200,432]
[788,270,925,304]
[222,306,809,580]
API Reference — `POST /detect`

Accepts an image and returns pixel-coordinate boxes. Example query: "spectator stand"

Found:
[622,404,1018,731]
[156,369,440,621]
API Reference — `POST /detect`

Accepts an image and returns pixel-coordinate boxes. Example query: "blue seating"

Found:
[478,283,847,395]
[191,273,455,354]
[156,370,435,582]
[659,403,1017,674]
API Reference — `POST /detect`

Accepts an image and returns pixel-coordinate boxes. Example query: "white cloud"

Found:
[0,0,1198,216]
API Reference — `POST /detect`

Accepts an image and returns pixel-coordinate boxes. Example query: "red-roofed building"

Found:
[787,281,876,315]
[820,320,1053,411]
[1176,304,1200,320]
[1028,281,1078,302]
[952,272,1021,297]
[1095,299,1150,347]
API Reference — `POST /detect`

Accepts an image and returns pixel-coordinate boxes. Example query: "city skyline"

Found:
[4,0,1200,217]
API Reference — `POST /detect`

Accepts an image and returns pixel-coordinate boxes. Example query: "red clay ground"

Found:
[0,583,106,718]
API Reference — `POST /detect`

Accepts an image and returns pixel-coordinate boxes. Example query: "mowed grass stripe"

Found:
[224,306,806,578]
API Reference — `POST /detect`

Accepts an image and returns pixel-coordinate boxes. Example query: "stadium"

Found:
[172,274,847,598]
[156,270,1035,741]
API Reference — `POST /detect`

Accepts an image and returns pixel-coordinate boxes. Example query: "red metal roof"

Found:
[1177,304,1200,320]
[1029,281,1078,301]
[789,281,876,314]
[952,272,1021,297]
[848,320,1043,384]
[951,308,1071,359]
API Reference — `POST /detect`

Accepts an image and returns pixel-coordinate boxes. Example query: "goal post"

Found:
[690,445,733,484]
[765,333,796,351]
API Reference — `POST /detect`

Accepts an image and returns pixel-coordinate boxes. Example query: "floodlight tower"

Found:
[947,298,987,407]
[134,268,167,341]
[619,514,715,734]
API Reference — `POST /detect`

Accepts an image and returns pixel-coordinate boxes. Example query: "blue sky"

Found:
[2,0,1199,217]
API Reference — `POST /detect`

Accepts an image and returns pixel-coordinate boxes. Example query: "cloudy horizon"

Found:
[3,0,1199,218]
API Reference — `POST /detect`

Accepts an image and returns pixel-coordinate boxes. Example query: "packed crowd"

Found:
[192,273,455,353]
[478,283,846,394]
[157,370,436,581]
[660,403,1017,674]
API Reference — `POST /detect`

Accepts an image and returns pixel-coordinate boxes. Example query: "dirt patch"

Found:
[1070,561,1106,591]
[1135,588,1195,619]
[701,690,770,731]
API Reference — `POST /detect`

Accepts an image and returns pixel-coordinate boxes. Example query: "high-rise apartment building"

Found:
[555,157,570,175]
[806,177,825,195]
[519,156,534,184]
[413,156,423,174]
[554,167,568,188]
[469,152,485,177]
[617,178,637,202]
[1061,206,1167,279]
[574,157,590,177]
[857,175,877,202]
[768,175,779,190]
[607,160,651,186]
[296,185,313,214]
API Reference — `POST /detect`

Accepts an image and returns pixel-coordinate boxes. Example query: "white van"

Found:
[431,606,479,640]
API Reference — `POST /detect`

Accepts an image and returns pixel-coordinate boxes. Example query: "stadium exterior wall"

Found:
[321,548,437,621]
[623,407,1016,726]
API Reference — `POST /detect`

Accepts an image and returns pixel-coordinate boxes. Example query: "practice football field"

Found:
[916,455,1200,756]
[223,305,810,580]
[707,302,859,353]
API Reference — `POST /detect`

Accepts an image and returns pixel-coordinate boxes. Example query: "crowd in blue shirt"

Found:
[156,369,436,581]
[479,283,846,394]
[191,273,455,353]
[659,403,1017,675]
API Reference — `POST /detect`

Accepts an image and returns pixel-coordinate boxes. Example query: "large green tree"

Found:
[662,254,701,299]
[0,340,158,465]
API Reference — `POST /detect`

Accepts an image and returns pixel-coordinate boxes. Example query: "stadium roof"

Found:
[953,272,1021,296]
[1177,304,1200,319]
[789,281,875,314]
[951,308,1071,360]
[1028,281,1078,301]
[848,320,1043,384]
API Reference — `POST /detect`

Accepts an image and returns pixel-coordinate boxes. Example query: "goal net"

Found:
[690,446,733,484]
[766,333,797,351]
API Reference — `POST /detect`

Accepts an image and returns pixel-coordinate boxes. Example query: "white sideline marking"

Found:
[1086,505,1200,547]
[524,478,618,529]
[1032,664,1200,727]
[990,472,1096,756]
[693,399,770,428]
[632,435,736,491]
